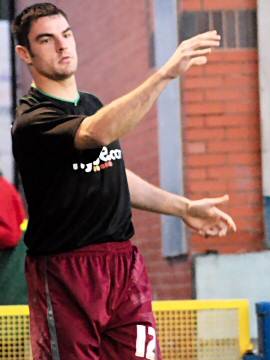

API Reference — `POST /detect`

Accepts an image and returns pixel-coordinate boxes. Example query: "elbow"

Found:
[75,127,112,150]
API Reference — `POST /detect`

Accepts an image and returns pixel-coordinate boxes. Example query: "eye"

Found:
[40,37,50,44]
[64,31,72,38]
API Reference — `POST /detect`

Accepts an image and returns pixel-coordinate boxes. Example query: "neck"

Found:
[32,74,79,101]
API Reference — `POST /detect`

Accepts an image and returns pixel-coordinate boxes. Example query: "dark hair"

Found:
[12,2,68,50]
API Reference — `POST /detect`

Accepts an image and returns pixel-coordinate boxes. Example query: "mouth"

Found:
[59,56,72,64]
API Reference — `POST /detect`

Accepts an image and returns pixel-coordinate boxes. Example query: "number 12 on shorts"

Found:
[135,324,156,360]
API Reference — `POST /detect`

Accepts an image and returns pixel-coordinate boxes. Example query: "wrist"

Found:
[157,66,176,82]
[174,196,192,218]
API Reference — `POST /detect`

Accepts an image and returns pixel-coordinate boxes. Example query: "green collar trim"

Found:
[32,84,80,106]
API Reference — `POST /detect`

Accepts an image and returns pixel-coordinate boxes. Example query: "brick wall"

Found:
[179,0,263,255]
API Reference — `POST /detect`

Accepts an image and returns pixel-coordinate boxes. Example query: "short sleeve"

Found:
[12,101,86,158]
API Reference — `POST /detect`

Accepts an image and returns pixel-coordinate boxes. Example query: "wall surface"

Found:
[179,0,263,255]
[195,251,270,338]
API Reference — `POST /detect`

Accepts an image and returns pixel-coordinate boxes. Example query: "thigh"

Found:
[26,255,103,360]
[100,247,162,360]
[100,321,161,360]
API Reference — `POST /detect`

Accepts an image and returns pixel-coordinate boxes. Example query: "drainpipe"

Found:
[257,0,270,245]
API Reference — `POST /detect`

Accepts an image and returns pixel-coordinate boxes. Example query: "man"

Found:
[12,3,236,360]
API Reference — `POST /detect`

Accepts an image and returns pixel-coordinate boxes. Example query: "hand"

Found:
[160,30,221,79]
[182,194,237,237]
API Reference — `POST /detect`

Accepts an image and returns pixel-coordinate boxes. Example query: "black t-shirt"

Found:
[12,87,134,256]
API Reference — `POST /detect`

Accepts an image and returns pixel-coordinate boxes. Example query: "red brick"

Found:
[228,191,263,205]
[228,177,262,191]
[207,139,260,153]
[222,74,258,88]
[185,100,259,115]
[227,101,259,114]
[225,127,260,140]
[186,142,206,154]
[155,287,192,300]
[183,90,205,103]
[234,217,264,231]
[209,50,258,62]
[205,88,259,102]
[191,231,263,250]
[227,153,261,165]
[187,180,227,193]
[230,206,263,217]
[185,102,226,115]
[186,168,207,180]
[180,0,203,11]
[186,154,227,167]
[203,0,256,10]
[207,166,261,179]
[184,116,205,128]
[183,76,223,89]
[205,114,259,128]
[185,128,225,141]
[205,62,258,76]
[188,66,205,77]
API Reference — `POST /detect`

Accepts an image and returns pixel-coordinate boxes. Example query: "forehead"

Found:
[29,14,70,38]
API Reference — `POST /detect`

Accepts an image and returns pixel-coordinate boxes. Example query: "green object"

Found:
[0,239,28,304]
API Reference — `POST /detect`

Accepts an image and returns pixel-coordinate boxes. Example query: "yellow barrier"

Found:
[0,306,30,360]
[0,300,252,359]
[153,299,253,360]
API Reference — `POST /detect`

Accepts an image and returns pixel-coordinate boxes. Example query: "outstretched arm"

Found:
[75,31,220,149]
[126,169,237,238]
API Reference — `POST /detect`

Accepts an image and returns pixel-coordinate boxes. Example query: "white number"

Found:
[135,325,156,360]
[136,325,146,357]
[146,326,156,360]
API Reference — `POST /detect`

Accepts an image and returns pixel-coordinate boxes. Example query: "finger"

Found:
[206,194,229,207]
[199,225,219,237]
[215,208,237,232]
[206,227,220,236]
[191,30,220,41]
[183,48,212,58]
[189,56,208,67]
[197,30,219,37]
[199,229,208,237]
[193,39,220,50]
[182,39,220,51]
[217,222,228,237]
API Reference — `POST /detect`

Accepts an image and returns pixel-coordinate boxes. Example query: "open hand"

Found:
[160,30,221,79]
[182,194,237,237]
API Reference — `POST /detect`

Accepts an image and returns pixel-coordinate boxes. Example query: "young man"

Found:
[12,3,236,360]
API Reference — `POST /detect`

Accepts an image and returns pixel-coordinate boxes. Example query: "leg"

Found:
[100,246,162,360]
[26,255,103,360]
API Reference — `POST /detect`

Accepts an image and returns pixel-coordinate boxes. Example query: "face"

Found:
[17,14,78,81]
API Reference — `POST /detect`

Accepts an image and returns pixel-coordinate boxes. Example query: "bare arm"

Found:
[126,168,189,217]
[126,169,237,237]
[75,31,221,149]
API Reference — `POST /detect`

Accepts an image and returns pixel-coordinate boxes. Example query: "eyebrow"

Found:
[35,27,72,41]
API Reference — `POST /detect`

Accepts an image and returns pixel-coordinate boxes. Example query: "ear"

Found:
[15,45,33,65]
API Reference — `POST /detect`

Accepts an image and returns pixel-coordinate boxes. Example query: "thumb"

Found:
[207,194,229,207]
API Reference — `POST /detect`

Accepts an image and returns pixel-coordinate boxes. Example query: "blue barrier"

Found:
[257,302,270,360]
[243,302,270,360]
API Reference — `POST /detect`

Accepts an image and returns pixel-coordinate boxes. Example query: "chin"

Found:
[51,70,76,81]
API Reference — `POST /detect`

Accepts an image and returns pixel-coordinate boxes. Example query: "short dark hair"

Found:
[12,2,68,50]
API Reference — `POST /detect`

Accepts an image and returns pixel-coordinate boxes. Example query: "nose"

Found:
[55,36,67,52]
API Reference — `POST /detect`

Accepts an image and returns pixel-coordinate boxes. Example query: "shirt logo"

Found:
[72,146,122,173]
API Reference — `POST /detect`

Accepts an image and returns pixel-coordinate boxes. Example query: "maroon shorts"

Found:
[25,241,161,360]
